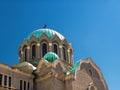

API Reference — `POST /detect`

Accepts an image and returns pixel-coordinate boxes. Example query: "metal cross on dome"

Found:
[43,24,47,28]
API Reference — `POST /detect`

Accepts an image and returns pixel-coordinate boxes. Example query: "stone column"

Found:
[27,46,30,61]
[21,51,24,62]
[59,45,63,59]
[49,43,52,52]
[2,74,4,86]
[37,43,40,59]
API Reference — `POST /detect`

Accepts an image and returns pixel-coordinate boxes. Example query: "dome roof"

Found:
[43,52,59,62]
[27,28,65,41]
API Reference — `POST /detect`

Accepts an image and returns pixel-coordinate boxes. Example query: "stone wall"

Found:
[0,64,34,90]
[72,69,92,90]
[36,76,64,90]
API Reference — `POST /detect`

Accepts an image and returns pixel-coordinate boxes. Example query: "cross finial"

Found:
[43,24,47,28]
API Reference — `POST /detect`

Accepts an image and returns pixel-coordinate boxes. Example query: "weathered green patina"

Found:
[70,60,80,74]
[27,28,64,41]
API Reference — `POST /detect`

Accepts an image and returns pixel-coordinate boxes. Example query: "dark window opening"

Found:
[69,49,72,63]
[53,44,58,54]
[0,74,2,86]
[25,48,27,61]
[32,45,36,59]
[42,43,47,57]
[4,75,7,86]
[89,69,92,76]
[24,81,26,90]
[8,77,11,87]
[20,80,22,90]
[63,47,66,60]
[27,82,30,90]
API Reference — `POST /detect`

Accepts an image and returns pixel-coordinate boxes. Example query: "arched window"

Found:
[20,80,22,90]
[42,43,47,57]
[24,81,26,90]
[32,45,36,59]
[24,48,27,61]
[63,47,66,60]
[23,45,27,61]
[53,44,58,54]
[69,49,72,63]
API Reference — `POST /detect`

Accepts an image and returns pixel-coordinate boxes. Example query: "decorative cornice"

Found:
[0,63,34,78]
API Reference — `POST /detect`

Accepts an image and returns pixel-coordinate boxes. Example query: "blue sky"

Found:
[0,0,120,90]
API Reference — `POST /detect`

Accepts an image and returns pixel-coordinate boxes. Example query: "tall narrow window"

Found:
[0,74,2,86]
[53,44,58,54]
[4,75,7,86]
[25,48,27,61]
[32,45,36,59]
[27,82,30,90]
[23,46,27,61]
[8,77,11,87]
[42,43,47,57]
[63,47,66,60]
[24,81,26,90]
[20,80,22,90]
[70,49,72,63]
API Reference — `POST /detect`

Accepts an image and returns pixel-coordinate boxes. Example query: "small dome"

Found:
[43,52,59,62]
[27,28,65,41]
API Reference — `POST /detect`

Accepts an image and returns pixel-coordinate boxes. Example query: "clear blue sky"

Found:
[0,0,119,90]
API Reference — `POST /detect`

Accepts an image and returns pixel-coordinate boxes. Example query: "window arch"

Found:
[63,47,66,60]
[42,43,47,57]
[53,44,58,54]
[32,45,36,59]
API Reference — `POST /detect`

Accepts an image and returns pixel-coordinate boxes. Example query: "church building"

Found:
[0,27,108,90]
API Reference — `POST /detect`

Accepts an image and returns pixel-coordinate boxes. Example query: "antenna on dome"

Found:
[43,24,47,28]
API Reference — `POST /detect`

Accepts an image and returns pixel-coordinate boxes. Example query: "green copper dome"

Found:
[27,28,64,41]
[43,52,59,62]
[70,60,80,74]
